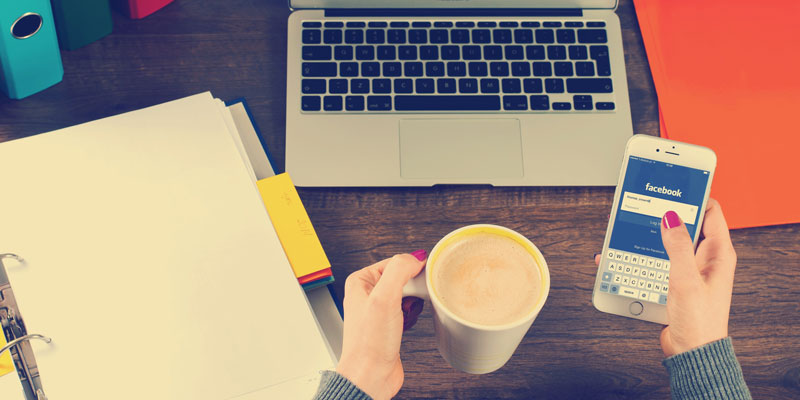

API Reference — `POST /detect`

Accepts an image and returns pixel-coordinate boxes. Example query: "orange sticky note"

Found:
[257,173,331,279]
[635,0,800,228]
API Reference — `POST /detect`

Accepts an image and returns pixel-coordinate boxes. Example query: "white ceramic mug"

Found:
[402,224,551,374]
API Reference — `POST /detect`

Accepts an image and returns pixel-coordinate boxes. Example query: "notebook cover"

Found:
[634,0,800,229]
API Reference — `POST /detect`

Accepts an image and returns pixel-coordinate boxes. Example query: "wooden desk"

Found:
[1,1,798,398]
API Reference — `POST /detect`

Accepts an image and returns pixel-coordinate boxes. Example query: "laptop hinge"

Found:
[325,8,582,18]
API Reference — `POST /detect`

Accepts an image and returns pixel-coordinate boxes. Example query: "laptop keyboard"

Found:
[299,20,616,113]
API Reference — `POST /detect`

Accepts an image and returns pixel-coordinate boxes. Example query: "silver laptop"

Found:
[285,1,632,187]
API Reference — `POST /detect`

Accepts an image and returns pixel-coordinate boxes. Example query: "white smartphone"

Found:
[592,135,716,324]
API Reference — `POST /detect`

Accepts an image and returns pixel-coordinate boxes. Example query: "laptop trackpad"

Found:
[399,119,523,179]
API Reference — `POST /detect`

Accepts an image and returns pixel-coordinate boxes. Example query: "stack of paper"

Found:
[0,93,338,399]
[634,0,800,229]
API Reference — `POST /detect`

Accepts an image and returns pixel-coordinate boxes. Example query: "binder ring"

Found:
[0,334,52,357]
[0,253,24,263]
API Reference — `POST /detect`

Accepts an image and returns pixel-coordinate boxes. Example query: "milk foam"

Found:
[432,233,541,326]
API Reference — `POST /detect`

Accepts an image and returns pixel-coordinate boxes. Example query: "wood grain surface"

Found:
[1,1,798,398]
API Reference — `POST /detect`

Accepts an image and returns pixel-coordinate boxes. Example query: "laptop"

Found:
[285,1,633,187]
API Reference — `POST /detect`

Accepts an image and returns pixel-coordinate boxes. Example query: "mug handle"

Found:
[401,267,429,299]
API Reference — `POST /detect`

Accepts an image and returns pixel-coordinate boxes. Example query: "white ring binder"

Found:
[1,253,51,400]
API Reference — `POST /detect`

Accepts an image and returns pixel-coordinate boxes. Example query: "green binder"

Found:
[50,0,112,50]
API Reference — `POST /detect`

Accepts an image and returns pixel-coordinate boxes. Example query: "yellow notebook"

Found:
[257,173,330,279]
[1,336,12,377]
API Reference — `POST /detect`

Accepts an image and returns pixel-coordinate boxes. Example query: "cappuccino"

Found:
[432,232,542,326]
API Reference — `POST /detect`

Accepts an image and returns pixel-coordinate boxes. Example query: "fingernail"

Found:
[402,297,425,331]
[593,253,600,259]
[411,249,427,261]
[662,211,681,229]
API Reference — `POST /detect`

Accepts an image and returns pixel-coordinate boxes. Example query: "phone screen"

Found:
[601,155,710,304]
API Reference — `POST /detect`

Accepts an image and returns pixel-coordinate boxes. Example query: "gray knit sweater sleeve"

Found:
[663,337,752,400]
[312,370,372,400]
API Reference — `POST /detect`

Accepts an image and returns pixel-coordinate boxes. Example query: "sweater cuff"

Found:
[312,370,373,400]
[663,337,752,400]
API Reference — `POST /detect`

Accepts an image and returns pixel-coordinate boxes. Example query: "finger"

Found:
[343,258,391,309]
[700,198,732,243]
[371,253,426,307]
[661,211,702,285]
[696,199,737,285]
[594,253,601,266]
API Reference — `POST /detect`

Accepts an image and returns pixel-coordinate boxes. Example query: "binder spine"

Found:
[50,0,114,51]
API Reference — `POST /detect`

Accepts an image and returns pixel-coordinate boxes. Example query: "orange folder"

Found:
[635,0,800,229]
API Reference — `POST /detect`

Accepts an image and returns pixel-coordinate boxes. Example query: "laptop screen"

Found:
[290,0,617,10]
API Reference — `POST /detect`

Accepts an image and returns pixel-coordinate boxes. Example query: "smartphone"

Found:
[592,135,716,324]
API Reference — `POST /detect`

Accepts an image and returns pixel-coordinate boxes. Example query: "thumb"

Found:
[661,211,701,284]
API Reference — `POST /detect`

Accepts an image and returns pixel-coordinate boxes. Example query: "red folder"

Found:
[635,0,800,229]
[112,0,173,19]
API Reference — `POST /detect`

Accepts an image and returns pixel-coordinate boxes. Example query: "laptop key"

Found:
[451,29,470,43]
[430,29,449,43]
[442,45,460,60]
[543,22,562,27]
[409,29,427,44]
[587,22,606,27]
[477,22,496,28]
[416,78,435,93]
[367,96,392,111]
[333,46,353,60]
[502,78,521,93]
[398,46,417,60]
[447,62,467,77]
[377,46,396,60]
[372,79,391,93]
[500,22,518,28]
[420,45,439,60]
[505,45,524,60]
[493,29,513,44]
[426,62,445,77]
[351,79,369,93]
[366,29,385,44]
[433,22,453,28]
[456,21,474,27]
[346,22,365,28]
[387,29,406,44]
[325,22,344,28]
[323,96,343,111]
[514,29,534,43]
[490,62,510,77]
[596,102,615,110]
[302,62,337,77]
[545,78,565,93]
[301,96,321,111]
[383,62,402,77]
[565,22,583,27]
[329,79,348,94]
[554,62,573,76]
[511,62,531,77]
[302,30,321,44]
[301,79,326,94]
[463,45,481,60]
[574,95,593,110]
[553,102,571,110]
[535,29,555,43]
[404,61,424,76]
[503,95,528,110]
[368,22,387,28]
[437,78,457,93]
[575,61,595,76]
[459,78,479,93]
[394,79,413,93]
[578,29,607,43]
[556,29,576,44]
[569,45,588,59]
[345,30,364,44]
[361,62,380,76]
[302,46,332,60]
[547,45,567,60]
[521,22,540,27]
[484,46,503,60]
[390,22,409,27]
[566,78,613,93]
[468,62,488,76]
[472,29,491,43]
[303,22,322,28]
[323,30,342,44]
[530,95,549,110]
[480,78,500,93]
[355,45,375,60]
[533,62,552,76]
[590,45,611,76]
[412,22,431,28]
[394,95,501,111]
[526,45,546,60]
[523,78,543,93]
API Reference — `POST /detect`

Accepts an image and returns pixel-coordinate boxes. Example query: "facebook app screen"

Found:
[602,156,709,303]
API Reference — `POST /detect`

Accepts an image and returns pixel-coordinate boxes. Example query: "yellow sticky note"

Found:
[1,335,13,377]
[257,173,330,278]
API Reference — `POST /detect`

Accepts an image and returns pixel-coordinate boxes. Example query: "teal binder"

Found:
[50,0,113,51]
[0,1,63,99]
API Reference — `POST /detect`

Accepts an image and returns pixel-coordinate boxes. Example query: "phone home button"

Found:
[629,301,644,316]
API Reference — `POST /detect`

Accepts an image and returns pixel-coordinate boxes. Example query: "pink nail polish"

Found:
[663,211,681,229]
[411,249,427,261]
